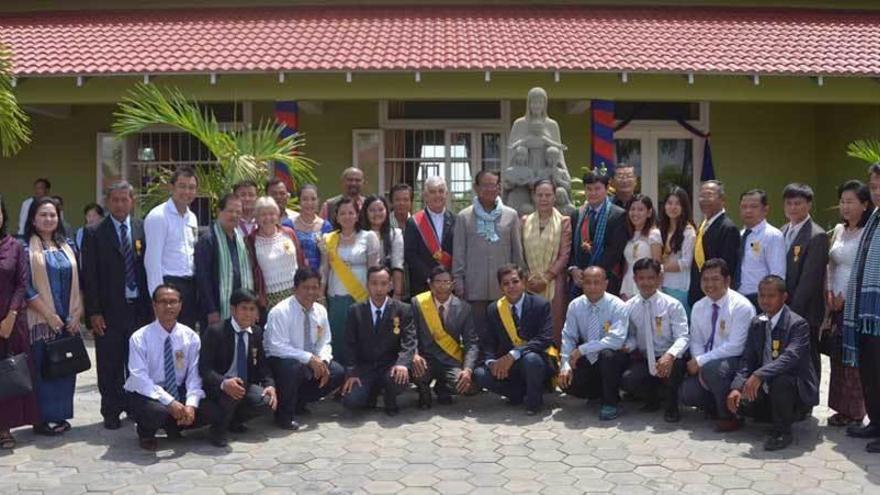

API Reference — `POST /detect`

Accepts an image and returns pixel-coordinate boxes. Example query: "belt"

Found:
[126,298,139,305]
[164,275,194,282]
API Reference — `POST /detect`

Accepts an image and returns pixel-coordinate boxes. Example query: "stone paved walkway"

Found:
[1,341,879,494]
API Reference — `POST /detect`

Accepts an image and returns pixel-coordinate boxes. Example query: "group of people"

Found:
[2,161,880,454]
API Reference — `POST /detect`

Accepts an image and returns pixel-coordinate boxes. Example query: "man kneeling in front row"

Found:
[199,288,277,447]
[125,285,208,451]
[727,275,818,451]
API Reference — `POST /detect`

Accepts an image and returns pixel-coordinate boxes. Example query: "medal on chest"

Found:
[251,347,258,366]
[751,241,761,254]
[655,316,663,336]
[135,239,143,256]
[772,339,780,359]
[393,316,401,335]
[316,324,325,341]
[719,320,727,335]
[174,350,185,369]
[793,245,801,263]
[603,321,611,334]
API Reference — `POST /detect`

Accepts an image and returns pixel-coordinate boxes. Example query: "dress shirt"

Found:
[264,296,333,363]
[110,214,138,299]
[690,289,756,367]
[738,220,787,295]
[427,208,446,242]
[704,209,726,229]
[144,199,198,293]
[124,320,205,407]
[507,294,527,360]
[17,197,33,236]
[370,297,390,325]
[225,317,253,378]
[238,218,257,237]
[784,216,811,251]
[625,291,689,359]
[561,292,628,371]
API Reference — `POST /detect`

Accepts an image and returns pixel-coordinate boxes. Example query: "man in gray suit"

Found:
[411,266,479,408]
[453,170,524,337]
[780,183,828,377]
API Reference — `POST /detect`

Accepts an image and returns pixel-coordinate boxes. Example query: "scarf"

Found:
[473,196,503,243]
[843,208,880,367]
[26,235,82,331]
[213,221,254,320]
[574,198,611,265]
[523,208,562,300]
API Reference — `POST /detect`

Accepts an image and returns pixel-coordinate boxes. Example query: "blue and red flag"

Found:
[274,101,299,192]
[591,100,615,174]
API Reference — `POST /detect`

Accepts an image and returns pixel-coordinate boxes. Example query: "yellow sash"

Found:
[415,292,463,362]
[325,231,368,303]
[694,218,707,271]
[495,298,559,359]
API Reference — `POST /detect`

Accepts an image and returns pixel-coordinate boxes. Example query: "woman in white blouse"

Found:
[360,195,405,299]
[620,194,662,300]
[320,197,381,364]
[246,197,305,313]
[826,180,871,427]
[658,187,696,312]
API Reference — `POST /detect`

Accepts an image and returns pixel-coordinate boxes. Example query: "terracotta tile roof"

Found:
[2,5,880,77]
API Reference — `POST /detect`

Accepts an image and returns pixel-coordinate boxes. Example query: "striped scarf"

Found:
[843,208,880,367]
[574,198,611,265]
[213,221,254,320]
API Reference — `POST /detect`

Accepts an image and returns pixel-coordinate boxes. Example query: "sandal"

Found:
[33,423,61,436]
[0,432,15,450]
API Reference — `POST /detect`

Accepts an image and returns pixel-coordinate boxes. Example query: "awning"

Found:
[2,5,879,78]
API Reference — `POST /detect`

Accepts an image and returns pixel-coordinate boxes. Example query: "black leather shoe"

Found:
[227,422,247,434]
[847,423,880,438]
[525,408,539,416]
[209,429,229,448]
[275,419,301,431]
[437,395,453,406]
[139,437,158,451]
[764,431,793,451]
[664,407,681,423]
[385,406,400,417]
[164,427,182,440]
[294,406,312,416]
[417,386,432,410]
[103,416,122,430]
[641,401,662,413]
[866,439,880,453]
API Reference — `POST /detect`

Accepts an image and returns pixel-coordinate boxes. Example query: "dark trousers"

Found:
[474,352,554,410]
[342,364,408,410]
[810,325,821,385]
[164,276,198,331]
[469,301,490,346]
[269,358,345,422]
[562,349,628,406]
[679,356,740,420]
[126,392,209,439]
[859,334,880,422]
[413,357,461,399]
[737,374,807,433]
[621,354,686,409]
[200,384,273,432]
[95,301,150,419]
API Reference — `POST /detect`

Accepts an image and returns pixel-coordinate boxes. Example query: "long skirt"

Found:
[0,316,40,430]
[829,311,866,420]
[328,295,356,367]
[30,331,76,424]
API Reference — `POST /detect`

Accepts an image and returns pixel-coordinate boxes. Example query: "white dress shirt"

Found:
[561,292,628,371]
[427,208,446,242]
[784,215,811,251]
[124,320,205,407]
[264,295,333,363]
[625,290,689,365]
[225,318,252,378]
[662,225,696,292]
[144,198,198,293]
[370,297,390,325]
[690,289,756,367]
[738,219,787,295]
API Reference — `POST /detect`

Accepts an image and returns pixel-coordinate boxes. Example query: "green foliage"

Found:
[112,83,316,213]
[0,46,31,157]
[847,139,880,165]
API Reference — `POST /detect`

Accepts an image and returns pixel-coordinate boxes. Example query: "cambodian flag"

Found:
[274,101,298,192]
[591,100,615,175]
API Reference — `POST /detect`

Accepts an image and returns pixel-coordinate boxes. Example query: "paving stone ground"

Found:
[1,340,879,494]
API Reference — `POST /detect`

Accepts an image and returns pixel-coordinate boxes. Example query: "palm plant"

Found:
[0,45,31,157]
[848,139,880,165]
[113,83,315,213]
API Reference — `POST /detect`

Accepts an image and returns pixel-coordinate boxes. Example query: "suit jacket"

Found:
[81,215,151,326]
[410,293,479,371]
[404,209,455,295]
[344,298,416,373]
[568,203,628,295]
[730,306,819,407]
[452,204,524,301]
[199,319,274,400]
[688,212,741,306]
[782,220,828,328]
[195,228,247,319]
[482,293,555,363]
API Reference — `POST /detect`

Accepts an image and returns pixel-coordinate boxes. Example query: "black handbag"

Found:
[0,338,33,401]
[42,334,91,380]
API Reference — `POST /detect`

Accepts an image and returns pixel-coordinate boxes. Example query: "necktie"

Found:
[512,304,520,328]
[705,303,720,352]
[585,303,601,364]
[643,299,657,376]
[762,318,774,367]
[303,307,314,354]
[163,336,179,401]
[119,223,137,292]
[438,304,446,327]
[695,218,707,271]
[375,309,383,326]
[737,228,752,289]
[236,331,248,382]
